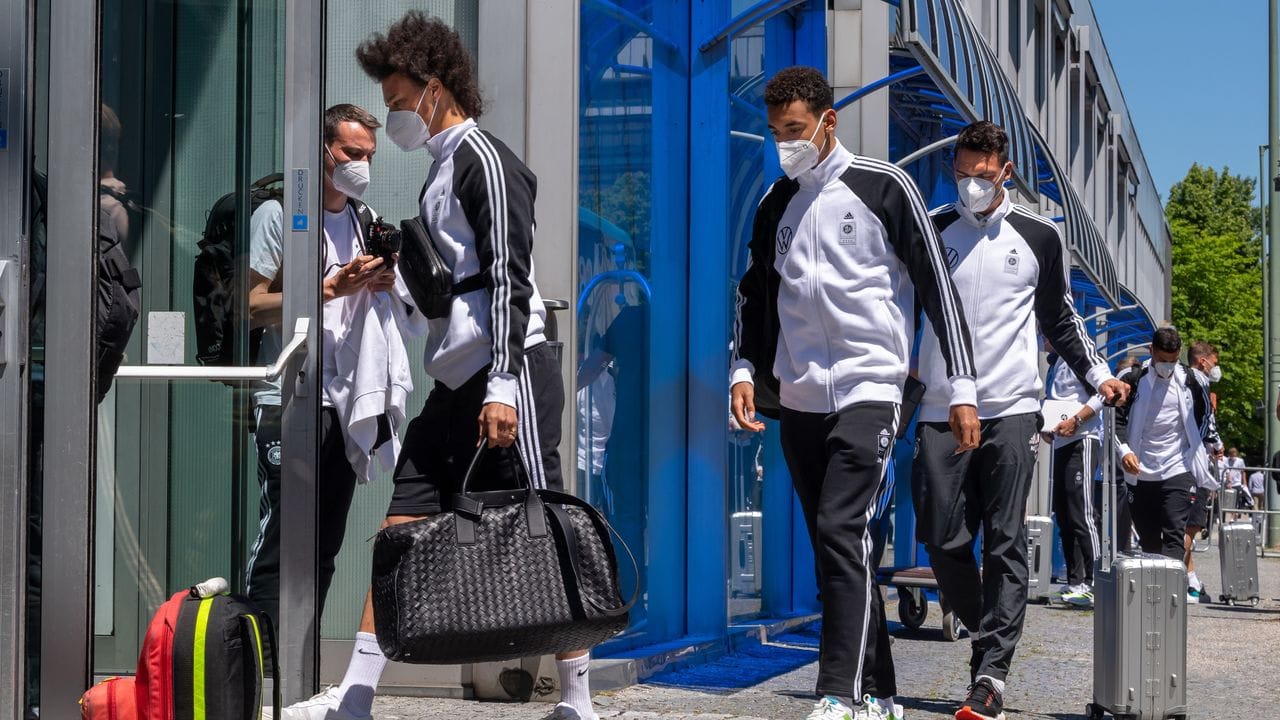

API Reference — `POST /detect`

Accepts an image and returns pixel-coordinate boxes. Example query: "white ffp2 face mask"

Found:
[1208,365,1223,383]
[385,85,439,152]
[1154,361,1178,378]
[956,163,1009,216]
[326,145,370,200]
[776,115,828,180]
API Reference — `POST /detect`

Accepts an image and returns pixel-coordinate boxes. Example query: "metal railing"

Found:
[1211,462,1280,557]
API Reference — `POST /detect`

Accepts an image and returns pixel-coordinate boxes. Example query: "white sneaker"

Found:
[539,702,599,720]
[807,697,854,719]
[281,687,371,720]
[854,696,904,719]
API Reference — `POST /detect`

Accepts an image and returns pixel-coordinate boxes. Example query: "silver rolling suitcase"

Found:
[1088,409,1189,720]
[1217,521,1260,606]
[1026,515,1054,603]
[730,511,763,597]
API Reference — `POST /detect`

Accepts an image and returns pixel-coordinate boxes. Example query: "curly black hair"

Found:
[356,10,484,119]
[763,66,832,114]
[956,120,1009,164]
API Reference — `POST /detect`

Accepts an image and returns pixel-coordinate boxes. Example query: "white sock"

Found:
[1187,570,1200,588]
[975,674,1005,695]
[337,632,386,717]
[556,654,596,718]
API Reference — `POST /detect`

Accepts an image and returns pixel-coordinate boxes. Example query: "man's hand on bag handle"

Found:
[1098,378,1130,406]
[1121,452,1140,475]
[478,402,519,449]
[949,404,980,454]
[731,382,766,433]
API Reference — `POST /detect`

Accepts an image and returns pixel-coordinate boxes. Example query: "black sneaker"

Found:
[954,678,1005,720]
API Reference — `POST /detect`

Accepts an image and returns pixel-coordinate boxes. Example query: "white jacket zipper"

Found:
[810,190,836,409]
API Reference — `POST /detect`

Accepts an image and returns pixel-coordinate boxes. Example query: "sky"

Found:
[1090,1,1267,203]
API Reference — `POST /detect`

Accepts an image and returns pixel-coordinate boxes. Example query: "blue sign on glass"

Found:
[292,214,307,231]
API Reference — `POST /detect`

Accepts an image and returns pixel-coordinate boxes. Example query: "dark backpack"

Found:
[95,183,144,403]
[193,173,283,367]
[193,175,385,367]
[32,173,143,405]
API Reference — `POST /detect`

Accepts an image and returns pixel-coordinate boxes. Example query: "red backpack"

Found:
[81,578,279,720]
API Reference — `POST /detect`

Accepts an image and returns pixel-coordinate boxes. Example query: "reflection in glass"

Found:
[90,0,284,675]
[578,0,658,641]
[725,24,769,621]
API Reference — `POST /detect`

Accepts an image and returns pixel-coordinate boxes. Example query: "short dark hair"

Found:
[356,11,484,119]
[1152,327,1183,354]
[956,120,1009,164]
[1187,340,1218,364]
[324,104,381,145]
[763,66,833,114]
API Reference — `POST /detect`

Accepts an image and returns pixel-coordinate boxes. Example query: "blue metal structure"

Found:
[578,0,1148,660]
[579,0,827,656]
[896,0,1038,194]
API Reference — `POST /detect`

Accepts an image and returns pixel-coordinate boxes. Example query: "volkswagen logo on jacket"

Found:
[776,226,794,255]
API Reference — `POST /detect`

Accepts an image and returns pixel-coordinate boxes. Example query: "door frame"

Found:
[0,0,32,713]
[35,0,329,711]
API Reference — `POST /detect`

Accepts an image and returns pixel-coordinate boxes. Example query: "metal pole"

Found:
[0,0,31,711]
[279,0,323,702]
[1267,0,1280,548]
[44,0,101,713]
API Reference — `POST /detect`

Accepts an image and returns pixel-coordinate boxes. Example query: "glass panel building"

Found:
[0,0,1170,712]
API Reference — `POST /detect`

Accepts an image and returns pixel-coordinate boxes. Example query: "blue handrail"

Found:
[577,270,654,317]
[583,0,681,52]
[699,0,811,53]
[833,66,927,111]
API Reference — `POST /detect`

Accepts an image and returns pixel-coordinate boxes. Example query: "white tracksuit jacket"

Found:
[419,118,548,408]
[731,141,977,415]
[918,195,1113,422]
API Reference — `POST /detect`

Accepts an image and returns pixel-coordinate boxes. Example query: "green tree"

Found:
[1166,164,1265,460]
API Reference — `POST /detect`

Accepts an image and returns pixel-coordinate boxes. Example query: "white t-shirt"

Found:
[248,199,364,408]
[1137,375,1190,481]
[1223,456,1246,489]
[249,201,286,407]
[1249,470,1266,495]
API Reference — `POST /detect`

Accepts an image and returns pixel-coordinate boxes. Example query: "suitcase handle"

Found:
[1100,407,1118,569]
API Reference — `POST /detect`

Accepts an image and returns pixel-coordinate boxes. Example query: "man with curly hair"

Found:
[282,11,592,720]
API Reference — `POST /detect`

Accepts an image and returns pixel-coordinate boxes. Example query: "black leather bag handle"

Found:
[453,444,547,545]
[545,502,640,619]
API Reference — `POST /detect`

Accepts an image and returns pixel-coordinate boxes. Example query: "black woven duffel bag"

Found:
[371,446,636,664]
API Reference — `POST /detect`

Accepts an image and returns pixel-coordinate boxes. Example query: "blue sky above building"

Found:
[1093,1,1266,203]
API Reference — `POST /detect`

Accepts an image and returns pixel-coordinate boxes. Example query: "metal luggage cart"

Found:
[875,565,963,641]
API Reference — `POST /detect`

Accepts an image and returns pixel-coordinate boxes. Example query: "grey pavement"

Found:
[374,543,1280,720]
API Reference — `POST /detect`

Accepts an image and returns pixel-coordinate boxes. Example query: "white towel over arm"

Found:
[327,287,415,483]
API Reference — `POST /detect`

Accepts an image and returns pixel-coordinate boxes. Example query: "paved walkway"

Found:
[375,546,1280,719]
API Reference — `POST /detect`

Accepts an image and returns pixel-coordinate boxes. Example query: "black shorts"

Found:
[387,343,564,516]
[1186,486,1210,531]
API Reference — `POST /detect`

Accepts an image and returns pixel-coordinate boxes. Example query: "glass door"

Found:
[35,0,328,712]
[90,0,289,674]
